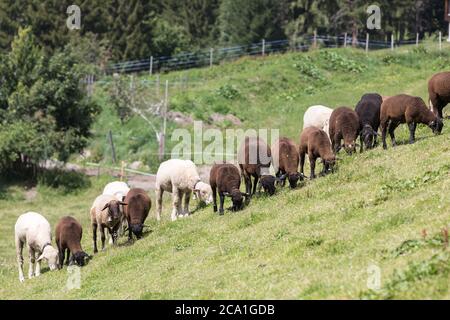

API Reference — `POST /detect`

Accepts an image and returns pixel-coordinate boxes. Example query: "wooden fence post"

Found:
[344,33,348,48]
[439,31,442,51]
[149,56,153,76]
[416,33,419,47]
[366,33,369,53]
[210,48,214,67]
[391,34,394,51]
[313,31,317,49]
[262,39,266,56]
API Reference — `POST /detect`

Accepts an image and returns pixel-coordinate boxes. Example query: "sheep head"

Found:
[70,251,91,267]
[224,189,248,211]
[130,224,145,239]
[37,246,59,271]
[194,182,213,204]
[259,175,276,196]
[361,125,379,149]
[429,118,443,135]
[102,200,127,227]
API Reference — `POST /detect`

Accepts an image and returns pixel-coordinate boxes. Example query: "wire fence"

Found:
[105,33,433,75]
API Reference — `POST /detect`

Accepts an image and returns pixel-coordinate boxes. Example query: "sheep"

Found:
[303,105,334,138]
[102,181,130,237]
[14,212,59,282]
[209,163,249,215]
[428,71,450,118]
[237,136,277,197]
[155,159,213,222]
[124,188,151,240]
[90,195,126,253]
[355,93,383,152]
[271,137,303,189]
[329,107,361,154]
[55,216,90,267]
[380,94,443,149]
[299,127,336,179]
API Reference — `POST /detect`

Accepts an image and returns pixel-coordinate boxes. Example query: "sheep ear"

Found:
[279,174,287,181]
[241,192,250,197]
[101,203,110,211]
[223,192,231,197]
[119,202,128,206]
[37,253,45,262]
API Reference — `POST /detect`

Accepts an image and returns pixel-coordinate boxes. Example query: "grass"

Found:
[2,43,450,299]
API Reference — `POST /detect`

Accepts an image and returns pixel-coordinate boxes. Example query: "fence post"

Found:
[313,31,317,49]
[210,48,214,67]
[149,56,153,76]
[344,33,347,48]
[156,74,160,97]
[108,130,117,164]
[391,34,394,51]
[159,80,169,162]
[366,33,369,53]
[448,23,450,42]
[416,33,419,47]
[262,39,266,56]
[439,32,442,51]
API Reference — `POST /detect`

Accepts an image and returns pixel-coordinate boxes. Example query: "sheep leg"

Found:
[388,121,398,147]
[381,120,389,150]
[253,175,260,195]
[35,252,41,277]
[333,134,342,154]
[243,173,252,196]
[359,134,364,153]
[92,223,98,254]
[300,152,305,176]
[15,237,25,282]
[309,155,316,180]
[28,246,35,279]
[171,187,180,221]
[184,190,191,216]
[408,122,417,144]
[219,193,225,215]
[156,188,163,222]
[100,226,106,251]
[66,249,71,266]
[212,185,218,213]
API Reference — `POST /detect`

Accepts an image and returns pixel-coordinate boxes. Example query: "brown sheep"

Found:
[329,107,361,154]
[428,71,450,118]
[238,136,277,197]
[209,163,249,215]
[299,127,336,179]
[124,188,151,240]
[380,94,443,149]
[271,137,303,189]
[55,216,90,268]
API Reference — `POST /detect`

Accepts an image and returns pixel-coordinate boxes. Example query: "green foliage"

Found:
[0,27,99,172]
[319,51,366,73]
[292,55,325,81]
[37,169,91,194]
[216,84,240,99]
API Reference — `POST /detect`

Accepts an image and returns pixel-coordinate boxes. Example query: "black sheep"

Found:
[355,93,382,152]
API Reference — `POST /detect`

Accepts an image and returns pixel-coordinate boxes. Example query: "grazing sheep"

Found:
[155,159,213,222]
[303,105,334,138]
[55,216,90,267]
[299,127,336,179]
[90,195,126,253]
[428,71,450,118]
[103,181,130,237]
[14,212,59,282]
[209,163,249,215]
[329,107,361,154]
[124,188,151,240]
[355,93,383,152]
[238,136,277,197]
[271,137,302,189]
[380,94,443,149]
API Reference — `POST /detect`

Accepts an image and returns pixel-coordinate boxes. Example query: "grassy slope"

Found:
[1,44,450,299]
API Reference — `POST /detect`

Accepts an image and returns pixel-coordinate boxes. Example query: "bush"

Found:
[37,169,91,193]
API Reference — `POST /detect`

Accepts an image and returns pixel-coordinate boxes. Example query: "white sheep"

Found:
[14,212,59,282]
[155,159,213,221]
[102,181,130,237]
[303,105,334,138]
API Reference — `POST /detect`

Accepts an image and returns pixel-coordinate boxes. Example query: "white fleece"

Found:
[103,181,130,201]
[303,105,333,138]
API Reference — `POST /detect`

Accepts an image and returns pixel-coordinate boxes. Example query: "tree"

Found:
[0,28,99,173]
[219,0,288,45]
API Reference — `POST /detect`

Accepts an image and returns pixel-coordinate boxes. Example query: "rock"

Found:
[208,113,242,126]
[129,161,143,170]
[167,111,193,126]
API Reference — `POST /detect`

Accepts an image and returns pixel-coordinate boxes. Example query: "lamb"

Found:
[428,71,450,118]
[303,105,333,138]
[238,136,277,197]
[102,181,130,237]
[355,93,383,152]
[124,188,151,240]
[55,216,90,267]
[14,212,59,282]
[209,163,249,215]
[329,107,361,154]
[299,127,336,179]
[155,159,213,222]
[380,94,443,149]
[271,137,302,189]
[90,195,126,253]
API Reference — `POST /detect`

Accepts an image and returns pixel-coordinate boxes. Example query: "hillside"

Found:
[1,44,450,299]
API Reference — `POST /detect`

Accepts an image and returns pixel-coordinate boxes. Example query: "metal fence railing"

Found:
[106,33,431,75]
